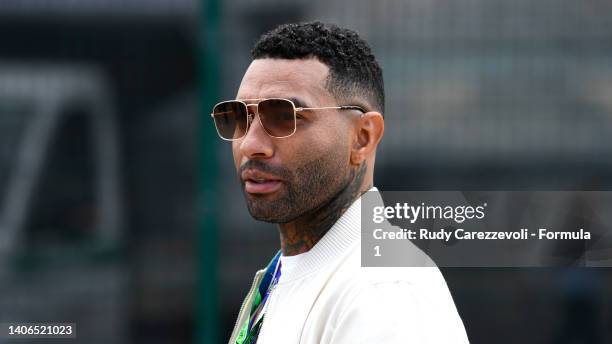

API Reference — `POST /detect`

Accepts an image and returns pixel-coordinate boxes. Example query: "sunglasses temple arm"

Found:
[297,106,366,113]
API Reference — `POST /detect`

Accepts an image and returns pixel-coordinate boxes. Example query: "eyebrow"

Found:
[287,97,309,108]
[236,97,310,108]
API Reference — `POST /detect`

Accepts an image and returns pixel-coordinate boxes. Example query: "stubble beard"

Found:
[243,149,350,223]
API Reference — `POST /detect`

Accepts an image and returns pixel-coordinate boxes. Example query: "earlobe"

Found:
[350,149,365,165]
[350,112,384,165]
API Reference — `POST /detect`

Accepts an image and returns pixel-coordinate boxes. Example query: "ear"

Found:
[350,112,384,165]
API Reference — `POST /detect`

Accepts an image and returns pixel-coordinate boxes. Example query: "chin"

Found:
[246,200,295,224]
[248,210,287,223]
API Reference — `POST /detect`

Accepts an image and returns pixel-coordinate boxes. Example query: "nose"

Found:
[238,107,274,159]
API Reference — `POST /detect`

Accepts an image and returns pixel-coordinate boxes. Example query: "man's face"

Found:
[233,58,355,223]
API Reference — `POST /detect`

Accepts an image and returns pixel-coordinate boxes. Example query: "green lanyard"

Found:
[236,252,282,344]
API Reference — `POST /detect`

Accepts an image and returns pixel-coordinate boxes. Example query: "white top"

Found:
[231,187,470,344]
[278,252,302,276]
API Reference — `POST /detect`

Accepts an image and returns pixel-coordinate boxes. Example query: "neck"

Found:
[278,163,371,256]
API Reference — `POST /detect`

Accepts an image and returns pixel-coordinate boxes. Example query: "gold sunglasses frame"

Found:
[210,98,367,141]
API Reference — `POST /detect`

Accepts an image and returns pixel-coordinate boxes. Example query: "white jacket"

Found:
[229,188,470,343]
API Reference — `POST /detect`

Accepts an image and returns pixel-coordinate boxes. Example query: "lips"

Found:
[241,169,282,195]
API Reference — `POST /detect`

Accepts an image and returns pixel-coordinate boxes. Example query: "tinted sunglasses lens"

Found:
[258,99,296,137]
[212,101,248,139]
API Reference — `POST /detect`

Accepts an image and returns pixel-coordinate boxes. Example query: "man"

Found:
[211,21,469,343]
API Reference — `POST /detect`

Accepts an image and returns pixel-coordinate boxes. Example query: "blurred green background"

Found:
[0,1,611,343]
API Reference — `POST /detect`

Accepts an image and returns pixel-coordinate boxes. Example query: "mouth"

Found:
[244,179,282,194]
[241,169,283,195]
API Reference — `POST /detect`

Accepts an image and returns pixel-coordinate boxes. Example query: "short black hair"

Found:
[251,21,385,114]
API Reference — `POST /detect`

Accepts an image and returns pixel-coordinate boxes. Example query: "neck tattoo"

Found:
[279,162,370,256]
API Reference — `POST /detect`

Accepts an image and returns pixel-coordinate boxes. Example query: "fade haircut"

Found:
[251,21,385,114]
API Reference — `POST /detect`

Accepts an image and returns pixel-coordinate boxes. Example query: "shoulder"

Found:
[329,244,456,309]
[311,243,469,343]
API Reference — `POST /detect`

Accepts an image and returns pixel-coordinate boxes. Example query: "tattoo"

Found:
[279,162,368,256]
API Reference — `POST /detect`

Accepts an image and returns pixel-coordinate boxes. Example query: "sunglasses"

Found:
[210,98,367,141]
